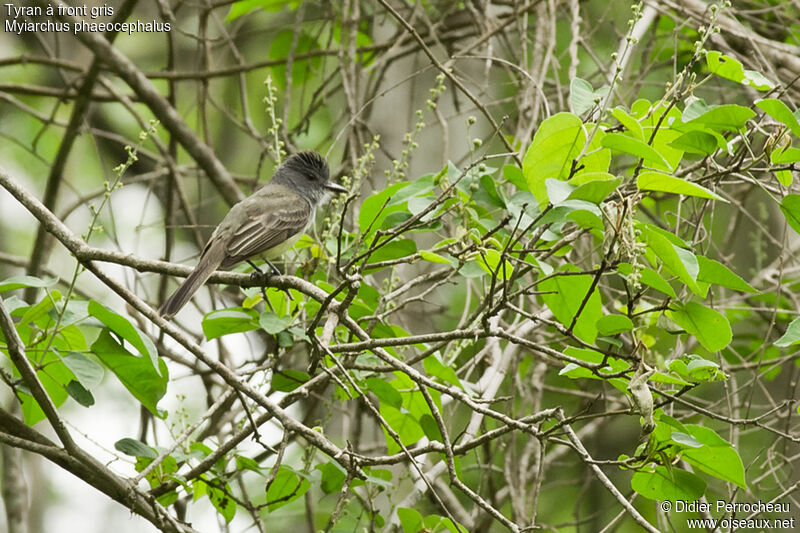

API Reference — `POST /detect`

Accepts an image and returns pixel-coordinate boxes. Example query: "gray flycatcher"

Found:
[159,151,346,317]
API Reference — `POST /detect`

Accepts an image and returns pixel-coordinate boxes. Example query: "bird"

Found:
[159,151,347,318]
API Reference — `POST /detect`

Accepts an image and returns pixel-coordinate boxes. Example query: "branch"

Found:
[29,0,244,206]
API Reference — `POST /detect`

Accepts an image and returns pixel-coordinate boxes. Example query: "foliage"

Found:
[2,1,800,532]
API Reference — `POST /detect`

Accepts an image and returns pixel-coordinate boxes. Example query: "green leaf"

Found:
[0,296,26,317]
[659,414,690,435]
[772,147,800,164]
[524,112,599,205]
[400,376,439,421]
[561,347,603,366]
[265,466,310,511]
[671,432,704,448]
[569,77,608,115]
[478,174,506,208]
[423,354,463,389]
[667,354,726,383]
[773,149,797,186]
[639,102,686,169]
[57,324,88,352]
[202,308,259,340]
[503,164,527,190]
[778,165,794,187]
[637,268,676,297]
[567,173,622,204]
[358,175,435,240]
[538,199,602,225]
[419,250,452,265]
[687,424,730,447]
[681,425,747,489]
[596,315,634,335]
[236,455,263,474]
[476,248,513,279]
[667,302,732,352]
[361,467,393,490]
[380,404,425,455]
[0,275,58,292]
[774,317,800,347]
[651,370,691,386]
[60,351,104,388]
[17,290,57,326]
[14,350,71,425]
[618,263,676,297]
[545,178,574,204]
[696,256,756,293]
[631,466,706,501]
[398,507,424,533]
[366,377,402,408]
[358,182,410,234]
[540,265,603,343]
[259,311,292,334]
[559,348,630,388]
[669,131,720,155]
[317,461,347,494]
[226,0,299,21]
[156,490,178,508]
[602,133,672,170]
[277,331,294,347]
[207,480,237,522]
[63,379,93,406]
[366,238,417,266]
[419,413,443,442]
[780,194,800,235]
[641,226,701,295]
[680,101,755,132]
[422,515,464,533]
[611,106,644,140]
[640,223,689,247]
[637,171,726,201]
[686,356,723,382]
[756,98,800,138]
[136,454,177,486]
[272,369,308,392]
[115,437,157,458]
[91,329,168,416]
[706,51,774,91]
[88,301,162,376]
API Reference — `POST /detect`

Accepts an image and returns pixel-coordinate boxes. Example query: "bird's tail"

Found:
[159,240,225,318]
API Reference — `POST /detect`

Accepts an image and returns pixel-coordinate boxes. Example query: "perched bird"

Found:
[159,151,346,317]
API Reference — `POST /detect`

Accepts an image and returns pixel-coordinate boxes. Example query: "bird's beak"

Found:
[324,182,348,194]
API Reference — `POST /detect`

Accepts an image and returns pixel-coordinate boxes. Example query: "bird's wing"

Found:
[222,186,312,265]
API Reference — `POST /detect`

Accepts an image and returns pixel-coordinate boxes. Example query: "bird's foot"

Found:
[247,261,271,284]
